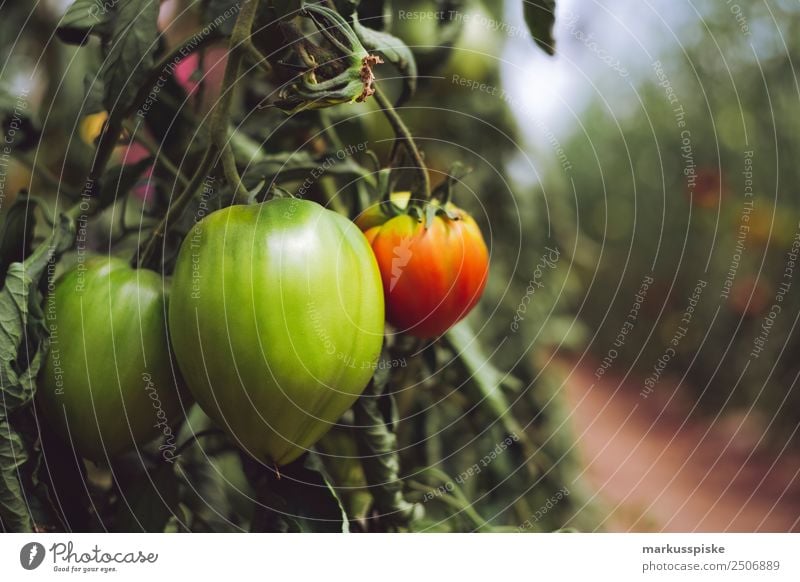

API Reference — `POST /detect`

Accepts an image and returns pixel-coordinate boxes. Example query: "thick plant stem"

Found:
[373,86,430,202]
[221,142,249,204]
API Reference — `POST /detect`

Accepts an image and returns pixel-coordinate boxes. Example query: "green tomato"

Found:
[168,198,384,465]
[38,257,186,461]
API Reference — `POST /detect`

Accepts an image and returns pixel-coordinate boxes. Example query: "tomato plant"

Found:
[0,0,581,535]
[168,198,384,465]
[38,257,185,461]
[361,202,489,338]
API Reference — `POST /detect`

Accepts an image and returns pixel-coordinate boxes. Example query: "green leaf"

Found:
[524,0,557,55]
[445,321,544,482]
[101,0,161,113]
[82,51,106,116]
[0,214,75,412]
[250,452,349,533]
[0,213,76,531]
[57,0,113,45]
[352,17,417,105]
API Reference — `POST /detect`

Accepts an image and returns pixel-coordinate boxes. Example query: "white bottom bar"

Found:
[2,533,798,581]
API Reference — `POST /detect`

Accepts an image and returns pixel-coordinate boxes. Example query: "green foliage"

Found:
[56,0,113,45]
[0,198,36,283]
[0,212,75,531]
[100,0,161,112]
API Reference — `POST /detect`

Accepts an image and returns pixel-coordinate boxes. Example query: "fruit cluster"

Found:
[38,197,488,465]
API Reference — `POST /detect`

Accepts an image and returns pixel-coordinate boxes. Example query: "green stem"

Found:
[134,145,216,270]
[445,321,550,478]
[174,428,225,457]
[373,86,430,202]
[209,0,259,198]
[406,481,491,532]
[221,142,250,204]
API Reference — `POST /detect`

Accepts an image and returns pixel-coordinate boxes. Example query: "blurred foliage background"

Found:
[551,0,800,446]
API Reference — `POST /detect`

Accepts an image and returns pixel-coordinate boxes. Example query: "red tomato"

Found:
[363,203,489,338]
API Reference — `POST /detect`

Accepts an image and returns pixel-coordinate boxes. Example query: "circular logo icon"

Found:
[19,542,46,570]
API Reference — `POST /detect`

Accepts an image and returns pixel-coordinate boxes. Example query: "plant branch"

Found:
[243,40,273,75]
[134,145,216,270]
[134,0,261,270]
[209,0,260,200]
[221,142,250,204]
[373,86,430,201]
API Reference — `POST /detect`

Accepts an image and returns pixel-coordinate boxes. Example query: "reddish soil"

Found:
[557,356,800,532]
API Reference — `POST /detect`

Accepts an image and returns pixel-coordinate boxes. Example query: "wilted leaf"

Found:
[0,213,76,531]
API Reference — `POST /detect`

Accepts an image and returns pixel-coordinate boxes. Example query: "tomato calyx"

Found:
[405,201,463,230]
[403,161,472,227]
[360,162,473,230]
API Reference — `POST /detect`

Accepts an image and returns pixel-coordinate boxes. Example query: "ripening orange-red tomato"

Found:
[361,201,489,338]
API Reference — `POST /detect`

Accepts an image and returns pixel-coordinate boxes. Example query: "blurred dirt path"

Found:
[557,356,800,532]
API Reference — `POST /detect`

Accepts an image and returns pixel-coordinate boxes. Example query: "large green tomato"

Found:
[38,257,186,461]
[168,198,384,465]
